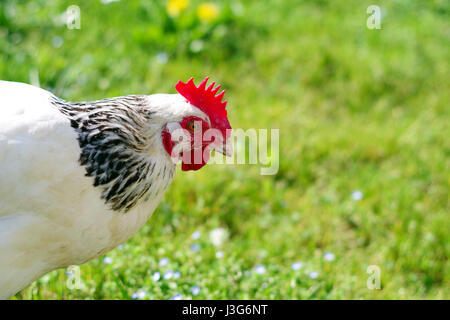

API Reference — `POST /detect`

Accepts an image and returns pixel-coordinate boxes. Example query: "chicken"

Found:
[0,77,232,299]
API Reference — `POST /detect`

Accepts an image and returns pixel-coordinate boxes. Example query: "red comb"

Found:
[175,77,231,139]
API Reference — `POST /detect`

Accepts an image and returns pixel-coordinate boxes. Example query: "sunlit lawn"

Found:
[1,0,448,299]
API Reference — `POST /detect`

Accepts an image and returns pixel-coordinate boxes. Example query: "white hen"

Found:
[0,77,232,298]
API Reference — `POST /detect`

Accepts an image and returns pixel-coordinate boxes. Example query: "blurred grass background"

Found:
[1,0,448,299]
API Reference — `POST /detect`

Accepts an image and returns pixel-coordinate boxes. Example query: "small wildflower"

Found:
[191,231,201,240]
[308,271,319,279]
[131,289,146,299]
[424,232,435,242]
[163,270,174,280]
[65,270,74,277]
[197,3,219,23]
[209,228,228,246]
[155,52,168,64]
[174,271,181,279]
[101,0,120,4]
[167,0,188,17]
[254,264,266,275]
[81,54,94,66]
[98,78,110,90]
[159,257,169,266]
[51,36,64,48]
[291,261,303,271]
[152,271,161,282]
[190,243,200,252]
[171,293,183,300]
[258,249,268,258]
[103,257,113,264]
[191,285,200,296]
[231,2,244,16]
[216,251,224,259]
[168,282,177,289]
[117,244,124,250]
[324,252,335,261]
[291,211,301,221]
[351,190,363,201]
[5,4,16,18]
[137,290,147,299]
[190,40,204,53]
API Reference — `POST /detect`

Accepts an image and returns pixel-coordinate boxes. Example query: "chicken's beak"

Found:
[214,140,233,157]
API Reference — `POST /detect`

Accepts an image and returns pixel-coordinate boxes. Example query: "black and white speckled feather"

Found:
[50,95,175,212]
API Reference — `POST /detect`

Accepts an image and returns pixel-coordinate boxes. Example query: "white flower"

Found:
[168,282,177,290]
[65,270,74,277]
[258,249,268,258]
[98,78,110,90]
[209,228,229,246]
[424,232,435,242]
[174,271,181,279]
[351,190,363,201]
[103,257,113,264]
[131,289,146,299]
[291,211,301,221]
[159,257,169,266]
[171,294,183,300]
[191,231,201,240]
[191,285,200,296]
[190,243,200,252]
[216,251,224,259]
[138,290,147,299]
[101,0,120,4]
[308,271,319,279]
[152,271,161,282]
[190,40,204,53]
[155,52,169,64]
[51,36,64,48]
[254,264,266,274]
[291,261,303,271]
[163,270,174,280]
[324,252,335,261]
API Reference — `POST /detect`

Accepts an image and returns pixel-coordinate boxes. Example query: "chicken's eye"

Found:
[187,120,196,131]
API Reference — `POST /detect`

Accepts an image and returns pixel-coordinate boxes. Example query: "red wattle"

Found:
[181,145,210,171]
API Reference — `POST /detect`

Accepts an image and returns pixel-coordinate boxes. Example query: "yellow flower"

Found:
[197,3,219,23]
[167,0,189,17]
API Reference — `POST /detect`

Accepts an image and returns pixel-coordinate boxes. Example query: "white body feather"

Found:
[0,81,208,298]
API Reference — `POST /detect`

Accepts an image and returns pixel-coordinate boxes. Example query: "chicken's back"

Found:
[0,81,103,298]
[0,81,82,297]
[0,81,81,219]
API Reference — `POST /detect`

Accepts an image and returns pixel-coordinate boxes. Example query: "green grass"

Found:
[1,0,449,299]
